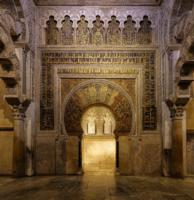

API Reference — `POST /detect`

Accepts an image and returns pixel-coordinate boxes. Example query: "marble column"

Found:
[170,105,187,178]
[5,96,30,177]
[12,105,26,177]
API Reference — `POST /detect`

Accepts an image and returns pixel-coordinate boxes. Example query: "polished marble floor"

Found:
[0,172,194,200]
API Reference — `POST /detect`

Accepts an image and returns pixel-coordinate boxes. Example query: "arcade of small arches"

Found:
[44,14,152,45]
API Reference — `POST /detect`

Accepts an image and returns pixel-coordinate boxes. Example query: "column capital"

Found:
[4,95,31,120]
[170,105,185,119]
[12,105,25,120]
[165,97,188,119]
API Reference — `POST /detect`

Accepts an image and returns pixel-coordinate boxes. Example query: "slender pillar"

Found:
[12,105,26,177]
[170,105,186,178]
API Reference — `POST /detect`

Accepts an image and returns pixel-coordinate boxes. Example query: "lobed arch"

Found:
[81,103,116,136]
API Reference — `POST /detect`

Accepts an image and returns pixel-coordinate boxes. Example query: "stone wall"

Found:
[186,99,194,132]
[35,134,56,175]
[187,134,194,175]
[34,5,162,176]
[35,134,161,176]
[119,134,161,175]
[0,132,14,175]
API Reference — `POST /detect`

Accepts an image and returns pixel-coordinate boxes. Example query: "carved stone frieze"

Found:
[57,67,139,75]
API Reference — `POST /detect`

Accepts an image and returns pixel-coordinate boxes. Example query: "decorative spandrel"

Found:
[45,16,59,45]
[123,15,137,45]
[107,16,121,45]
[61,15,74,45]
[92,15,105,45]
[76,15,90,45]
[138,16,152,45]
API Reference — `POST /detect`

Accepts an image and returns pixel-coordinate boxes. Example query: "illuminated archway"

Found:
[62,79,135,137]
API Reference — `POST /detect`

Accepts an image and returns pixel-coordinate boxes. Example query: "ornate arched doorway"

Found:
[62,79,135,174]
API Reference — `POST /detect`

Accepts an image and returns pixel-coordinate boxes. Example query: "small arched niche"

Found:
[81,104,116,136]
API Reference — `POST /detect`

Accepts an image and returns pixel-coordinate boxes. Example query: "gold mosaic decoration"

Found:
[40,50,156,131]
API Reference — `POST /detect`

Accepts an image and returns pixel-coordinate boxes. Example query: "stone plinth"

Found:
[56,136,66,175]
[35,135,56,175]
[118,136,131,175]
[0,109,13,130]
[187,134,194,175]
[82,135,116,172]
[186,99,194,133]
[118,135,161,176]
[0,131,14,174]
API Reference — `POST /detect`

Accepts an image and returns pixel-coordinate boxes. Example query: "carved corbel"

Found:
[0,58,19,87]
